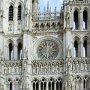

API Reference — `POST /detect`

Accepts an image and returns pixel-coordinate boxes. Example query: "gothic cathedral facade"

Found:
[0,0,90,90]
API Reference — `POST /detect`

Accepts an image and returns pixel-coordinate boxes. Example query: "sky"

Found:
[39,0,63,12]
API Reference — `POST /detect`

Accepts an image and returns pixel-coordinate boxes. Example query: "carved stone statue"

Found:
[24,48,28,59]
[67,46,71,58]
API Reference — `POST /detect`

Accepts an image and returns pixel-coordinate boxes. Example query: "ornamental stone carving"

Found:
[37,40,59,60]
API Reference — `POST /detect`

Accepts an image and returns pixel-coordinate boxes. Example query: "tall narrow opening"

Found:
[83,79,86,89]
[33,79,39,90]
[74,10,78,30]
[41,79,46,90]
[18,5,22,20]
[9,5,13,21]
[18,43,22,60]
[56,79,62,90]
[83,40,87,57]
[83,10,87,30]
[33,83,35,90]
[48,82,51,90]
[60,81,62,90]
[36,82,39,90]
[9,43,13,60]
[74,40,78,57]
[10,82,12,90]
[48,78,54,90]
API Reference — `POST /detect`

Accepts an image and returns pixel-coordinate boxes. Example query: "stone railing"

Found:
[67,57,90,73]
[31,59,64,75]
[64,0,90,4]
[32,28,63,34]
[2,60,27,75]
[32,12,62,21]
[4,60,22,75]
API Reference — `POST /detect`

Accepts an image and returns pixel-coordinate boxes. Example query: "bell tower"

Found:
[32,0,38,13]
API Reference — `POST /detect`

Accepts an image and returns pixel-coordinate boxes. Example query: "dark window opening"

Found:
[36,83,39,90]
[18,43,22,60]
[33,83,35,90]
[9,5,13,21]
[83,40,87,57]
[83,80,86,89]
[10,82,12,90]
[48,82,51,90]
[9,43,13,60]
[18,5,22,20]
[60,81,62,90]
[74,10,78,29]
[83,10,88,29]
[74,40,78,57]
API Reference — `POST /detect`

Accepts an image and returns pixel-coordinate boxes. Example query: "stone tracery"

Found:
[37,40,59,60]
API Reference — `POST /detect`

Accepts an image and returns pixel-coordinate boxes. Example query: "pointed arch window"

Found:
[74,10,79,30]
[41,79,46,90]
[9,43,13,60]
[9,5,13,21]
[83,10,88,30]
[48,78,54,90]
[33,79,39,90]
[83,40,87,57]
[18,5,22,20]
[56,79,62,90]
[18,43,22,60]
[74,40,78,57]
[83,79,86,89]
[10,82,12,90]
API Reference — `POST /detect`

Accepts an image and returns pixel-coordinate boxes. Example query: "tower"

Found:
[0,0,89,90]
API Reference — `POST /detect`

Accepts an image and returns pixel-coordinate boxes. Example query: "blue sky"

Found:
[39,0,63,12]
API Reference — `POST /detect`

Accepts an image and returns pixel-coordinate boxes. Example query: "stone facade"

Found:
[0,0,90,90]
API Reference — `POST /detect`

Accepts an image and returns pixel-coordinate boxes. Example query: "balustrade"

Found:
[32,60,64,75]
[64,0,90,4]
[67,57,90,73]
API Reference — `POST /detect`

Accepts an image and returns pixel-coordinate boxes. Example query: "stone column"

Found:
[13,40,18,60]
[79,10,83,31]
[81,78,83,90]
[13,81,15,90]
[5,44,9,60]
[72,41,74,57]
[33,0,38,13]
[46,81,48,90]
[14,5,18,33]
[80,39,83,57]
[54,81,56,90]
[23,33,28,59]
[70,10,74,29]
[39,82,41,90]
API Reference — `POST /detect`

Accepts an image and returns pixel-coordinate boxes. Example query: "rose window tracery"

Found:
[37,40,59,60]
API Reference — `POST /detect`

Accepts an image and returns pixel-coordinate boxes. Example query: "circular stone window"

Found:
[37,39,59,60]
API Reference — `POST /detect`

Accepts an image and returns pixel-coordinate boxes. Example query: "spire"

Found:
[47,1,49,12]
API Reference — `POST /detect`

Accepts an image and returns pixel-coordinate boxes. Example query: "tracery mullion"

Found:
[34,82,36,90]
[43,82,44,90]
[46,81,48,90]
[39,82,41,90]
[51,82,52,90]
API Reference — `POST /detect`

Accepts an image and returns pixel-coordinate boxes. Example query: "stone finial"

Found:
[47,1,49,12]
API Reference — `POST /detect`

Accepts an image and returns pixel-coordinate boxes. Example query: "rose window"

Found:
[37,40,59,60]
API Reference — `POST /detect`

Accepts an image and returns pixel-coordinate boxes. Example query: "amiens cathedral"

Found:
[0,0,90,90]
